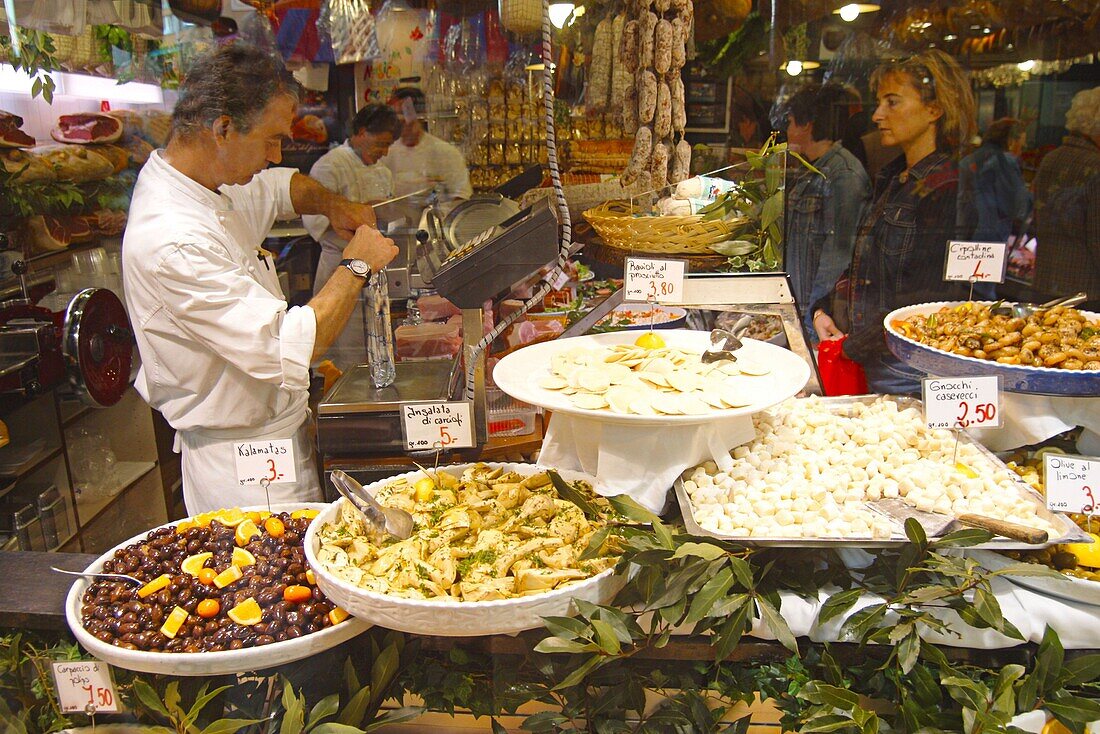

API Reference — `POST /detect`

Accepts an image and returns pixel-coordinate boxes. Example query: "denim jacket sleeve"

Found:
[810,167,870,317]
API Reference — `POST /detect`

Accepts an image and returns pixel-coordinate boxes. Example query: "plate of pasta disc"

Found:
[492,330,811,426]
[885,302,1100,396]
[305,464,627,636]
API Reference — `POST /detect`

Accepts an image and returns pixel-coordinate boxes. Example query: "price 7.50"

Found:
[956,401,996,428]
[82,685,114,708]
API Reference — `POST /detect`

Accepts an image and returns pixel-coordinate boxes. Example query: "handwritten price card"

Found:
[624,257,685,303]
[922,376,1002,430]
[233,439,297,486]
[52,661,119,714]
[944,241,1008,283]
[402,402,474,451]
[1045,454,1100,514]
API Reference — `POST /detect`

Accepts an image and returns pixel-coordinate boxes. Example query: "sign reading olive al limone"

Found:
[1044,454,1100,514]
[401,402,474,451]
[624,256,686,303]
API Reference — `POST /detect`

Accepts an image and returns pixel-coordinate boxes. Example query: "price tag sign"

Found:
[52,661,119,714]
[943,241,1008,283]
[233,439,297,487]
[401,402,475,451]
[624,257,685,303]
[1044,454,1099,514]
[922,375,1002,430]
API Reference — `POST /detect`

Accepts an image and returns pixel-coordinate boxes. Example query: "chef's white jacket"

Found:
[122,151,322,513]
[303,144,393,369]
[382,131,473,200]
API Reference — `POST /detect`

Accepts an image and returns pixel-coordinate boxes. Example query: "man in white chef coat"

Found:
[383,87,473,200]
[122,43,399,514]
[303,103,399,368]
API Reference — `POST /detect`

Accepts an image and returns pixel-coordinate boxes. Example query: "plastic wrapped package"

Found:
[320,0,379,65]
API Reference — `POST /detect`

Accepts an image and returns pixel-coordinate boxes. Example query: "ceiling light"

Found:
[833,3,879,21]
[944,34,958,41]
[983,27,992,34]
[548,2,576,28]
[785,59,804,76]
[1017,59,1036,71]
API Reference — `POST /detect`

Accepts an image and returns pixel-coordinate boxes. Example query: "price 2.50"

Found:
[956,401,996,428]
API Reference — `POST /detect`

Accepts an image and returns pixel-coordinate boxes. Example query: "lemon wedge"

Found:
[954,462,978,479]
[137,574,172,598]
[212,565,243,588]
[290,508,319,520]
[413,476,436,502]
[180,552,213,577]
[232,547,256,568]
[227,598,263,626]
[328,607,350,625]
[212,508,246,527]
[235,519,260,546]
[634,332,665,349]
[1062,533,1100,569]
[159,606,189,638]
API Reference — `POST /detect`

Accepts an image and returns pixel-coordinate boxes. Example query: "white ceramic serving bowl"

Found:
[65,503,370,675]
[305,464,626,636]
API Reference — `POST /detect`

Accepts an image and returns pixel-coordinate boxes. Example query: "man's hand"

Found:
[813,310,845,341]
[344,225,398,274]
[328,200,377,241]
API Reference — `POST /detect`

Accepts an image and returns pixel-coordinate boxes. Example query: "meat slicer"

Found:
[0,238,132,407]
[316,197,559,466]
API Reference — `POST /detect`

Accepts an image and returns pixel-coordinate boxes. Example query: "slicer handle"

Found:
[957,514,1049,544]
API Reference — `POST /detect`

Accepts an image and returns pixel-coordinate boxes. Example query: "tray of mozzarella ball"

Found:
[675,396,1082,548]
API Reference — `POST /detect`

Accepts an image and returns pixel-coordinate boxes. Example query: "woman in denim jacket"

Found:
[812,50,976,394]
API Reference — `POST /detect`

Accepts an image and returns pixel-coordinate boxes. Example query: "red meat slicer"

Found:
[0,235,132,407]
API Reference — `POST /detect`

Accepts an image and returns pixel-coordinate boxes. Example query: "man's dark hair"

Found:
[348,104,400,139]
[171,43,301,140]
[389,87,426,115]
[785,83,858,143]
[983,117,1024,148]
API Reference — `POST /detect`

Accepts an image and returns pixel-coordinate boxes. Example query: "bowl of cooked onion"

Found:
[305,464,627,636]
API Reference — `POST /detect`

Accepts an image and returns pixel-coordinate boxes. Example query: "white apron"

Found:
[177,409,323,515]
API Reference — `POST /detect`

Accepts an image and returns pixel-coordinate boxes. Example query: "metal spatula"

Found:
[867,498,1048,544]
[330,469,415,540]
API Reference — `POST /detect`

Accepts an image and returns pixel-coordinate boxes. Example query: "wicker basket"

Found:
[583,200,748,255]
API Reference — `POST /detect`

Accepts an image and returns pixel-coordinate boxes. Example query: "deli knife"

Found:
[867,497,1048,544]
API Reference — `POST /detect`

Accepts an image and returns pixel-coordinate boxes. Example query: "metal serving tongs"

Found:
[701,328,744,364]
[329,469,415,540]
[51,567,141,585]
[991,292,1088,319]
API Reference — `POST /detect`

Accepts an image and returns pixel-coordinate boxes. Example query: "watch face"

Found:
[344,259,369,277]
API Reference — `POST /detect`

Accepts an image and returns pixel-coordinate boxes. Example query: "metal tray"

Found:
[674,394,1088,549]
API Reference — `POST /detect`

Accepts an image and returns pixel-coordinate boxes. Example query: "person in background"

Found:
[304,104,400,368]
[812,50,976,393]
[956,117,1032,299]
[383,87,473,200]
[784,83,871,340]
[123,44,398,514]
[1033,87,1100,303]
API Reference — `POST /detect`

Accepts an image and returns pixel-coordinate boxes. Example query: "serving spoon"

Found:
[51,566,142,585]
[991,292,1088,319]
[330,470,415,540]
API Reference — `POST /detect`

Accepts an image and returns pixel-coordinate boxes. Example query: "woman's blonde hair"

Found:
[871,49,977,154]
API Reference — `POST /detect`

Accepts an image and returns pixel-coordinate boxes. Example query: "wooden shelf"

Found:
[59,401,94,429]
[75,461,157,527]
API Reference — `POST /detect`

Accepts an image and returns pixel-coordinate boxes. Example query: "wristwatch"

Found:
[339,258,371,283]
